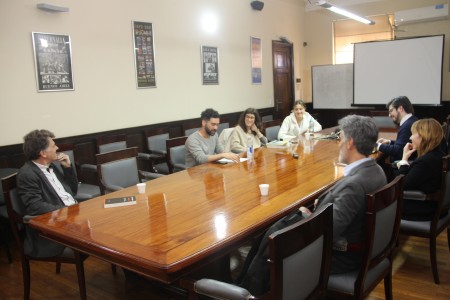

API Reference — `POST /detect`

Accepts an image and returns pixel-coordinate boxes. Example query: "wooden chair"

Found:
[218,127,234,153]
[399,155,450,284]
[263,119,281,142]
[326,175,404,300]
[96,134,127,154]
[1,173,88,300]
[79,134,129,176]
[138,127,170,175]
[0,168,17,263]
[217,122,230,137]
[261,114,273,122]
[370,111,397,132]
[96,147,162,195]
[166,137,188,174]
[54,143,101,202]
[182,203,334,300]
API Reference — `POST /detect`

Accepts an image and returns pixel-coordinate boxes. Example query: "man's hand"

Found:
[299,206,311,214]
[56,152,71,168]
[222,152,240,163]
[377,138,390,144]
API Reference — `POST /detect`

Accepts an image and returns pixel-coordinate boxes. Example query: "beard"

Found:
[205,126,216,136]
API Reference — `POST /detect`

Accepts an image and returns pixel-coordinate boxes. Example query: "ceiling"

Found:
[304,0,383,12]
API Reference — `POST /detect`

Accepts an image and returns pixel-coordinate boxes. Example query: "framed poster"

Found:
[201,46,219,85]
[132,21,156,88]
[32,32,74,92]
[251,37,262,84]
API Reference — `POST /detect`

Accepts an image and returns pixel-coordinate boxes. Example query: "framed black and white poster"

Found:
[132,21,156,88]
[250,37,262,84]
[32,32,74,92]
[201,45,219,85]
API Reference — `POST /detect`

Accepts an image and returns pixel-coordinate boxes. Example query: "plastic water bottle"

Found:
[247,136,254,159]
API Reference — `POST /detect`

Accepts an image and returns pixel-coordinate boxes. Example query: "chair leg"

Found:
[5,241,12,263]
[111,264,117,274]
[384,270,393,300]
[22,259,31,300]
[430,236,440,284]
[447,227,450,251]
[56,262,62,274]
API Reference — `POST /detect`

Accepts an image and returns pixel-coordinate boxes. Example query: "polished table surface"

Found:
[29,130,395,284]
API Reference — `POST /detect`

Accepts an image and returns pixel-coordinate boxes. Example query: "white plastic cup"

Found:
[137,183,146,194]
[259,184,269,196]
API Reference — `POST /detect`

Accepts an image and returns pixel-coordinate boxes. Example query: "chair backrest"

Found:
[370,111,397,132]
[217,122,230,137]
[262,115,274,122]
[185,127,200,137]
[145,128,170,155]
[444,115,450,147]
[53,143,78,176]
[96,134,127,154]
[96,147,140,194]
[433,155,450,223]
[263,120,282,142]
[354,175,404,297]
[1,173,27,256]
[218,127,234,153]
[166,136,188,173]
[268,203,333,300]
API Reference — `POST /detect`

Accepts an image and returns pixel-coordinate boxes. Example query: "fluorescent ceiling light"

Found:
[316,1,375,25]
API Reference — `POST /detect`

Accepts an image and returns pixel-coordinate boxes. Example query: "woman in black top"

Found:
[397,118,446,221]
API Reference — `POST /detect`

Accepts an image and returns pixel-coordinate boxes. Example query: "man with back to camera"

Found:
[376,96,418,162]
[16,129,78,257]
[238,115,387,295]
[185,108,239,167]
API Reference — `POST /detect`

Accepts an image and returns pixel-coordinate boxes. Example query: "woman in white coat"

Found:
[278,100,322,140]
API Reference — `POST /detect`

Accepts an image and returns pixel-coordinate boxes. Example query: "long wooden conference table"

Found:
[29,130,393,286]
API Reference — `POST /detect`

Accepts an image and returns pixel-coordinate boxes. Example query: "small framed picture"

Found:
[201,45,219,85]
[32,32,74,92]
[132,21,156,88]
[251,36,262,84]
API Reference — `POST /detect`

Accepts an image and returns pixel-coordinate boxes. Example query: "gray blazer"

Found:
[315,159,387,273]
[17,161,78,257]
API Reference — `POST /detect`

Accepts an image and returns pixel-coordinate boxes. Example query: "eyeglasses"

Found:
[245,115,255,120]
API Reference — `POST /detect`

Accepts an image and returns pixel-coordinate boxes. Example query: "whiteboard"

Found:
[312,63,353,109]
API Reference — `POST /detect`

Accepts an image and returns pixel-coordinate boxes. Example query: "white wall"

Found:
[0,0,305,145]
[303,0,450,103]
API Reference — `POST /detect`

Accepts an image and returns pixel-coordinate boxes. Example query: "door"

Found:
[272,40,294,120]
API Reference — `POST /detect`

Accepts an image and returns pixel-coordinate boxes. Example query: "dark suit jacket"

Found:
[17,161,78,257]
[315,158,387,274]
[399,146,445,221]
[238,159,387,294]
[379,115,418,162]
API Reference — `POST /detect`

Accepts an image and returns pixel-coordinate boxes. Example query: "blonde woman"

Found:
[229,108,268,153]
[398,118,447,221]
[278,100,322,140]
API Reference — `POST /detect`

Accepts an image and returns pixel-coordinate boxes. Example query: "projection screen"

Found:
[353,35,444,106]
